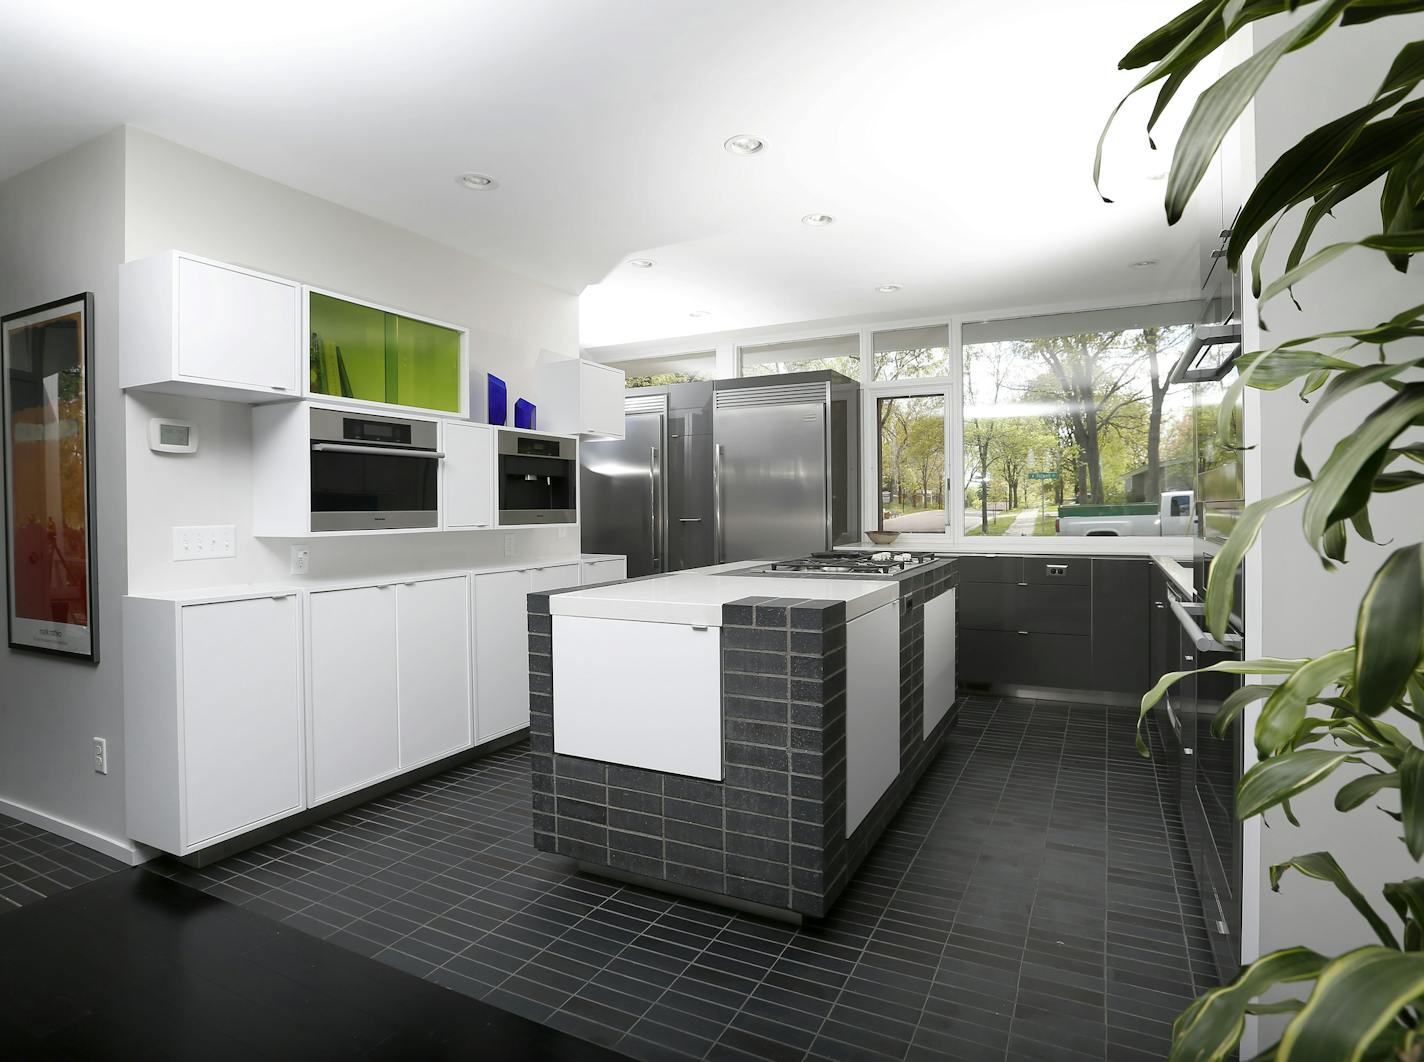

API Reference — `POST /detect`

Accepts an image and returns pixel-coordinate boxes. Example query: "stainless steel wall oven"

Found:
[309,408,441,532]
[498,430,577,525]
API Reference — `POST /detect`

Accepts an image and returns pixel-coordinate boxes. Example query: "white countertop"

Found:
[549,564,898,627]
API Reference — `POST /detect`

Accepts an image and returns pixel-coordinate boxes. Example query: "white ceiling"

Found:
[0,0,1206,348]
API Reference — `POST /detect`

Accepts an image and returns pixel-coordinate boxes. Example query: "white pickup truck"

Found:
[1056,490,1193,536]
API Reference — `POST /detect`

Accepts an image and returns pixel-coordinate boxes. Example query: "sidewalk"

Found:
[1004,508,1040,536]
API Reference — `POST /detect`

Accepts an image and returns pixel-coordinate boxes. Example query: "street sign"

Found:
[1028,471,1059,481]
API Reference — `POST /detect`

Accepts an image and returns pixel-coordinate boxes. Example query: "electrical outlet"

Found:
[93,737,108,775]
[557,526,568,540]
[290,546,310,575]
[172,525,236,561]
[503,534,515,558]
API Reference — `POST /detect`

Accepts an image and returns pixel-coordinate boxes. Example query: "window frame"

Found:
[586,298,1200,558]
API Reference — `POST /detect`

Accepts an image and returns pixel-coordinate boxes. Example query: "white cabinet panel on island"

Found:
[396,576,473,767]
[307,586,401,803]
[124,593,305,856]
[845,601,901,836]
[923,588,956,738]
[552,615,723,780]
[120,250,301,402]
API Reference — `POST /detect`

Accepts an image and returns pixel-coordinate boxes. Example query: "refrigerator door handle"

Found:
[713,443,724,563]
[649,446,661,572]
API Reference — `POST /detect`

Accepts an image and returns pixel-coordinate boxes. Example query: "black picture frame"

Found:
[1,292,99,663]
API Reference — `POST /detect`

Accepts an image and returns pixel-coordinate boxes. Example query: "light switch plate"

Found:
[172,525,236,561]
[503,534,515,557]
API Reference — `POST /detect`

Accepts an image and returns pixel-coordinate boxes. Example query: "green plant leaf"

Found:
[1256,649,1356,756]
[1238,749,1357,819]
[1336,771,1400,811]
[1301,357,1424,438]
[1119,0,1223,69]
[1165,0,1357,224]
[1271,852,1401,948]
[1206,485,1312,638]
[1259,232,1424,315]
[1356,546,1424,715]
[1137,659,1307,757]
[1227,88,1411,268]
[1382,877,1424,936]
[1213,684,1278,739]
[1303,384,1424,552]
[1276,946,1424,1061]
[1170,945,1328,1061]
[1380,39,1424,95]
[1341,0,1424,26]
[1401,746,1424,859]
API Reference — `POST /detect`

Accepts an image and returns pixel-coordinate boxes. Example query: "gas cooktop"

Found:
[748,551,943,577]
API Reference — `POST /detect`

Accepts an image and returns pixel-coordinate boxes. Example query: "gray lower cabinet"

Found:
[1090,558,1150,694]
[958,555,1149,697]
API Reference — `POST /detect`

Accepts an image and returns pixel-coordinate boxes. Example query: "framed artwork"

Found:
[1,293,98,662]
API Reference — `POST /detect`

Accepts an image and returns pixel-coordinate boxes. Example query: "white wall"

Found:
[122,129,583,592]
[1240,10,1424,1046]
[0,130,133,858]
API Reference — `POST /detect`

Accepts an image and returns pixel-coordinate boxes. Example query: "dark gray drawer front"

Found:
[1019,584,1090,636]
[954,556,1021,583]
[958,629,1092,690]
[958,581,1018,631]
[1024,556,1090,586]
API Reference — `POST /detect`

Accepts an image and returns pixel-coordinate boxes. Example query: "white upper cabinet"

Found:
[442,421,495,530]
[121,250,301,402]
[539,358,626,439]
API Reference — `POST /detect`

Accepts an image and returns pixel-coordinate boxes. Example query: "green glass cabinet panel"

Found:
[308,292,462,413]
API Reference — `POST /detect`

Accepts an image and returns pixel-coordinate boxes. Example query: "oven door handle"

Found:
[311,443,445,459]
[1170,596,1241,653]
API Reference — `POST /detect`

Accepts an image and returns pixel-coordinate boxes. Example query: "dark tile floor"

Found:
[0,868,625,1060]
[0,812,123,911]
[148,696,1211,1061]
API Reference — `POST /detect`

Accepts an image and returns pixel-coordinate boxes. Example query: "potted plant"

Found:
[1100,2,1424,1058]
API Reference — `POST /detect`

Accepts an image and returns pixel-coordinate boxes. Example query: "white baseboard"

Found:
[0,796,153,866]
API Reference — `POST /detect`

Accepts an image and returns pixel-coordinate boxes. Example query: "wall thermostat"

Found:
[148,418,198,454]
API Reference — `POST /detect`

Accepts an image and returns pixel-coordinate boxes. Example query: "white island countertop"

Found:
[548,562,898,627]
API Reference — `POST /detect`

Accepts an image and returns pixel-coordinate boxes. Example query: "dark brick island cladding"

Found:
[527,559,959,921]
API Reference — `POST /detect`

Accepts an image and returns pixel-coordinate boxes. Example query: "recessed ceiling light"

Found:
[1129,259,1160,268]
[802,213,835,227]
[689,310,711,318]
[875,284,902,294]
[723,134,766,156]
[456,172,497,190]
[628,259,654,269]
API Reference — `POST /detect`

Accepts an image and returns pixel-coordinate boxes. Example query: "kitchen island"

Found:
[527,556,958,920]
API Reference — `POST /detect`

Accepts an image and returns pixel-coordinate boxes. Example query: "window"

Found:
[615,350,716,388]
[873,325,949,381]
[739,335,858,378]
[960,307,1196,538]
[877,395,946,533]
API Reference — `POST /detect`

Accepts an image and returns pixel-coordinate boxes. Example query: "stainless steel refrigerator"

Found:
[711,371,860,563]
[579,382,719,578]
[578,392,667,579]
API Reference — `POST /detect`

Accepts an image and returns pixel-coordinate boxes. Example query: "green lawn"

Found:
[1034,512,1060,536]
[964,509,1021,536]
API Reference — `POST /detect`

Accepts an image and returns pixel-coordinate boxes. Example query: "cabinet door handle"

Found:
[268,594,293,600]
[1017,630,1028,636]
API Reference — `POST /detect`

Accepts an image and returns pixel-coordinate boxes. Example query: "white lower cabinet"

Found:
[308,585,401,803]
[579,556,627,585]
[396,576,473,767]
[474,562,580,740]
[124,593,305,856]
